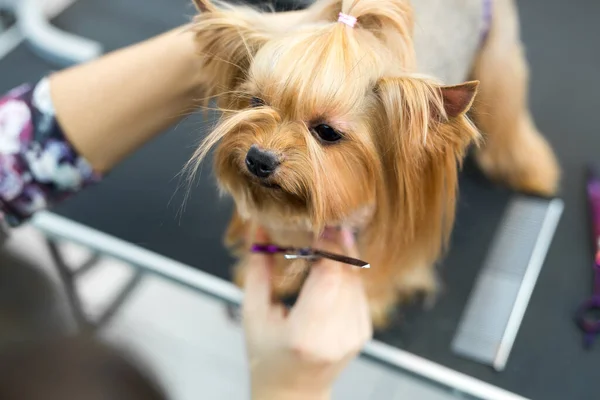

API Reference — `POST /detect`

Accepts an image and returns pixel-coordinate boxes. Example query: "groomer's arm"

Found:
[50,25,205,173]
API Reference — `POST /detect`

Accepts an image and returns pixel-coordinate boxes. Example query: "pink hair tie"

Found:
[338,12,357,28]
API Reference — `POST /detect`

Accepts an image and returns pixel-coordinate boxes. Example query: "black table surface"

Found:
[2,0,599,399]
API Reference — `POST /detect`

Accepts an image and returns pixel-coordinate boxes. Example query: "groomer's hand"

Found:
[243,228,372,400]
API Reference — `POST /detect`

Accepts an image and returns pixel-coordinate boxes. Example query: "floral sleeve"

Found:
[0,77,101,227]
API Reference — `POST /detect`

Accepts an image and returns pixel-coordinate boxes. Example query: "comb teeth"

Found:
[452,196,563,371]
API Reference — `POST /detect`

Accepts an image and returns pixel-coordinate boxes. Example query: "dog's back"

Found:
[412,0,490,84]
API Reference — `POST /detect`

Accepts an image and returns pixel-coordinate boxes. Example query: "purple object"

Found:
[480,0,493,46]
[575,165,600,347]
[250,244,370,269]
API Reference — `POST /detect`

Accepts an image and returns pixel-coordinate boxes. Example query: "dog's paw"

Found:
[396,264,439,303]
[370,305,392,328]
[476,130,560,197]
[368,297,395,329]
[365,287,401,329]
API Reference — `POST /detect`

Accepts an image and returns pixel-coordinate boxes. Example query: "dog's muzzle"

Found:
[245,145,280,179]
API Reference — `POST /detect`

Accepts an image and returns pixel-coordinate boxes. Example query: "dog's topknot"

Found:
[336,0,416,70]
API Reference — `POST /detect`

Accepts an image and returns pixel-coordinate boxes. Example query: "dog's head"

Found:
[188,0,479,258]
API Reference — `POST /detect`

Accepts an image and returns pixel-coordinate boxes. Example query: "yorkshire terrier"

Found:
[187,0,560,326]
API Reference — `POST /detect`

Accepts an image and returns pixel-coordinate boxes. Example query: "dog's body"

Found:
[189,0,560,326]
[412,0,488,85]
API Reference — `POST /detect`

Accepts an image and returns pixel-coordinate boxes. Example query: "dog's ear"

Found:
[375,76,480,148]
[191,0,216,12]
[191,2,274,103]
[369,76,481,271]
[439,81,479,118]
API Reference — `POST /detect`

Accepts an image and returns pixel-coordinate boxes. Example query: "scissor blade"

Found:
[283,248,370,268]
[314,249,371,268]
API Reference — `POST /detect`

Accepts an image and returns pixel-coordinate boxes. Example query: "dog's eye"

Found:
[250,97,265,108]
[312,124,343,143]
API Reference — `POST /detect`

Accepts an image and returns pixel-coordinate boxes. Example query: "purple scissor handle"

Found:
[250,244,371,269]
[576,165,600,348]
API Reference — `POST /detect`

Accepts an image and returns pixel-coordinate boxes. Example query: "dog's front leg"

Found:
[471,0,560,196]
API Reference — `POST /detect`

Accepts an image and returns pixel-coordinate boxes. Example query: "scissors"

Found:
[250,244,371,269]
[576,165,600,348]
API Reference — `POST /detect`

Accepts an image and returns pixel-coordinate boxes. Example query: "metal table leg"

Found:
[44,237,144,334]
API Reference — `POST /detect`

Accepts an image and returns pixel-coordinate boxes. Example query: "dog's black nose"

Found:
[245,145,279,178]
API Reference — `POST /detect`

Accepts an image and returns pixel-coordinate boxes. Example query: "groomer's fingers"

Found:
[287,228,371,362]
[340,227,359,259]
[315,227,359,259]
[242,227,274,319]
[248,225,269,244]
[314,228,372,343]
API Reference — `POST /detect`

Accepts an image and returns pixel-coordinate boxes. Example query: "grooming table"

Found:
[1,0,599,399]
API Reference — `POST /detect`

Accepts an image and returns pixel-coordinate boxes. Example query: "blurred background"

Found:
[0,0,599,399]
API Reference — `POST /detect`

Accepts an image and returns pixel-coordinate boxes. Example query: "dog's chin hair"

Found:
[241,206,314,231]
[262,216,315,232]
[230,184,375,233]
[223,184,313,230]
